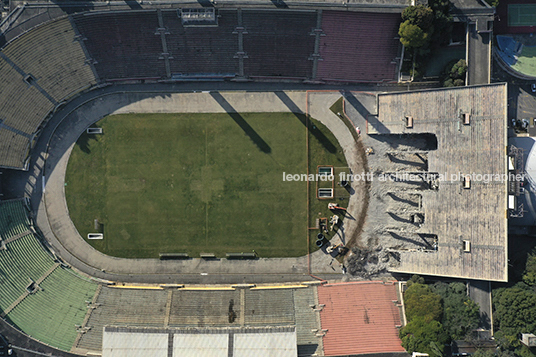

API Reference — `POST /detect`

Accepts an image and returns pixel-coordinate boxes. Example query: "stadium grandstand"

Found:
[241,9,316,79]
[70,282,405,356]
[2,17,97,102]
[0,16,97,169]
[0,197,408,356]
[0,199,99,352]
[0,0,503,354]
[317,11,401,82]
[0,8,401,170]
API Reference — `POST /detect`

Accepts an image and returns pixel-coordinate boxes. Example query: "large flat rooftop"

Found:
[368,83,508,282]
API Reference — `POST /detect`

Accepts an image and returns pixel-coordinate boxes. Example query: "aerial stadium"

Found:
[0,0,508,355]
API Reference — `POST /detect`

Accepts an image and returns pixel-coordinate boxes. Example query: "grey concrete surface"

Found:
[468,280,492,331]
[467,20,491,85]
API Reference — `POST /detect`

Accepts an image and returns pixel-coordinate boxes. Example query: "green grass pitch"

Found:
[65,112,348,259]
[511,46,536,78]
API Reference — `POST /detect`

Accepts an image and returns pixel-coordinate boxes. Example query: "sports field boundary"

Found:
[27,87,366,285]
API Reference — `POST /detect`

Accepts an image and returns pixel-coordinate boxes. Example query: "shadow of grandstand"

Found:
[274,91,337,153]
[270,0,289,8]
[197,0,214,6]
[343,91,390,134]
[125,0,143,9]
[49,1,95,14]
[209,92,271,154]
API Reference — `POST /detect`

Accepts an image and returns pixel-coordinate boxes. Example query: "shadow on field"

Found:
[210,92,271,154]
[274,91,337,153]
[76,124,101,154]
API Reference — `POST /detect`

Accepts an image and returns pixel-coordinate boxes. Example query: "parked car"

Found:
[531,83,536,93]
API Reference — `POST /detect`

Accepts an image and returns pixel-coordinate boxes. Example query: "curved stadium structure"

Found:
[0,3,407,355]
[0,7,403,170]
[0,1,509,356]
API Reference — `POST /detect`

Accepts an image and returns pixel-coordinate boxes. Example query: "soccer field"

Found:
[65,112,347,258]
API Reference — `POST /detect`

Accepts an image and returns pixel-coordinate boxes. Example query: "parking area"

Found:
[506,82,536,134]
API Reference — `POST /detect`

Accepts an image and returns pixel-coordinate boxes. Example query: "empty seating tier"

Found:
[318,11,401,82]
[76,286,168,352]
[0,129,30,170]
[244,289,295,325]
[168,289,240,327]
[73,11,166,80]
[0,234,55,313]
[3,17,97,102]
[0,57,54,135]
[6,267,97,351]
[0,199,31,240]
[163,9,239,76]
[242,10,316,78]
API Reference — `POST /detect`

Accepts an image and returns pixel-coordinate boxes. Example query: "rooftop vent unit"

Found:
[405,116,413,128]
[463,175,471,189]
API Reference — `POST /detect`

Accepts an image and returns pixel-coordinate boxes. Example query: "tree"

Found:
[402,5,435,30]
[523,249,536,285]
[400,317,449,356]
[474,349,498,357]
[407,274,425,288]
[431,282,480,340]
[398,21,429,48]
[493,284,536,341]
[428,0,453,47]
[404,283,442,322]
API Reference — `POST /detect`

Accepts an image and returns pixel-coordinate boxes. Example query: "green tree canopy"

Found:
[399,21,429,48]
[431,282,480,340]
[405,283,442,322]
[493,284,536,340]
[523,249,536,285]
[400,317,449,357]
[402,5,435,30]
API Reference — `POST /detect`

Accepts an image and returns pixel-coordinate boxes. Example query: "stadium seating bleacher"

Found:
[6,267,97,351]
[0,199,98,352]
[317,11,401,82]
[3,17,97,102]
[242,10,316,78]
[164,9,239,76]
[73,11,166,80]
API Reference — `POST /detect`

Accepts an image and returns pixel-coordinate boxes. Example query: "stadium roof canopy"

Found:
[102,325,297,357]
[369,83,508,282]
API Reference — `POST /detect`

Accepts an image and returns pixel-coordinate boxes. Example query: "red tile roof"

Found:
[317,281,406,356]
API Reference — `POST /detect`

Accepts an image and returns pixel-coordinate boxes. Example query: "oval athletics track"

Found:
[31,87,368,284]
